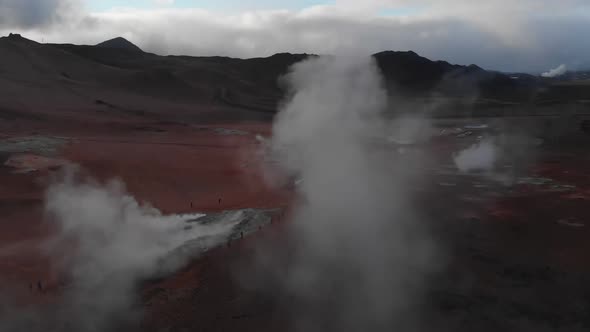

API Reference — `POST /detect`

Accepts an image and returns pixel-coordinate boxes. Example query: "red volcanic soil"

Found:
[5,154,67,173]
[0,159,52,295]
[141,217,293,332]
[2,116,590,331]
[0,119,292,304]
[483,152,590,273]
[60,122,289,213]
[141,140,590,331]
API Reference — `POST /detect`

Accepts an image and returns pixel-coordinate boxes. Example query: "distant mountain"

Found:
[372,51,530,100]
[5,33,587,118]
[96,37,143,53]
[49,37,152,70]
[48,37,526,101]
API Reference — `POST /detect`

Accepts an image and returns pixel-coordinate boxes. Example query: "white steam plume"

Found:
[453,139,497,172]
[541,64,567,78]
[262,56,438,331]
[0,168,237,332]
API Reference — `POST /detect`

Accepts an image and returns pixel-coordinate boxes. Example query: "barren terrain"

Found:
[1,33,590,331]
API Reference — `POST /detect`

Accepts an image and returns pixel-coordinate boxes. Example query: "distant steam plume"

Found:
[453,139,497,172]
[255,56,438,331]
[541,64,567,78]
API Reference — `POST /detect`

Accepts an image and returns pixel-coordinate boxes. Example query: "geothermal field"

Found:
[1,32,590,332]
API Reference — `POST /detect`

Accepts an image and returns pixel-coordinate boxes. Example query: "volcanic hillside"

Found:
[1,33,588,121]
[96,36,144,52]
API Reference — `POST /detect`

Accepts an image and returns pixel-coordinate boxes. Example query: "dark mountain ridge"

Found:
[3,34,582,115]
[96,37,144,52]
[47,36,529,100]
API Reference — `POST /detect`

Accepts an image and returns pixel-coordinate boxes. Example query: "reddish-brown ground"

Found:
[484,152,590,273]
[141,217,294,332]
[2,116,590,331]
[60,123,289,213]
[139,140,590,331]
[0,119,292,305]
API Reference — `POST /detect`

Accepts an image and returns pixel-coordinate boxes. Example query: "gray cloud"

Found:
[0,0,79,29]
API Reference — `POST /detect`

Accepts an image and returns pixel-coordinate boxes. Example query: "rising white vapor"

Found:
[0,168,238,332]
[257,55,439,331]
[44,171,239,331]
[453,139,498,172]
[541,64,567,78]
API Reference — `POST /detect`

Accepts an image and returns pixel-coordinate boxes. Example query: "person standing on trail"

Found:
[37,280,43,293]
[218,198,222,204]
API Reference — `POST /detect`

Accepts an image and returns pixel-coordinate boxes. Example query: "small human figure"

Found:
[218,198,222,205]
[190,202,193,208]
[240,231,244,239]
[37,280,43,293]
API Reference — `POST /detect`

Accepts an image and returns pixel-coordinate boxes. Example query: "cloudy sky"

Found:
[1,0,589,72]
